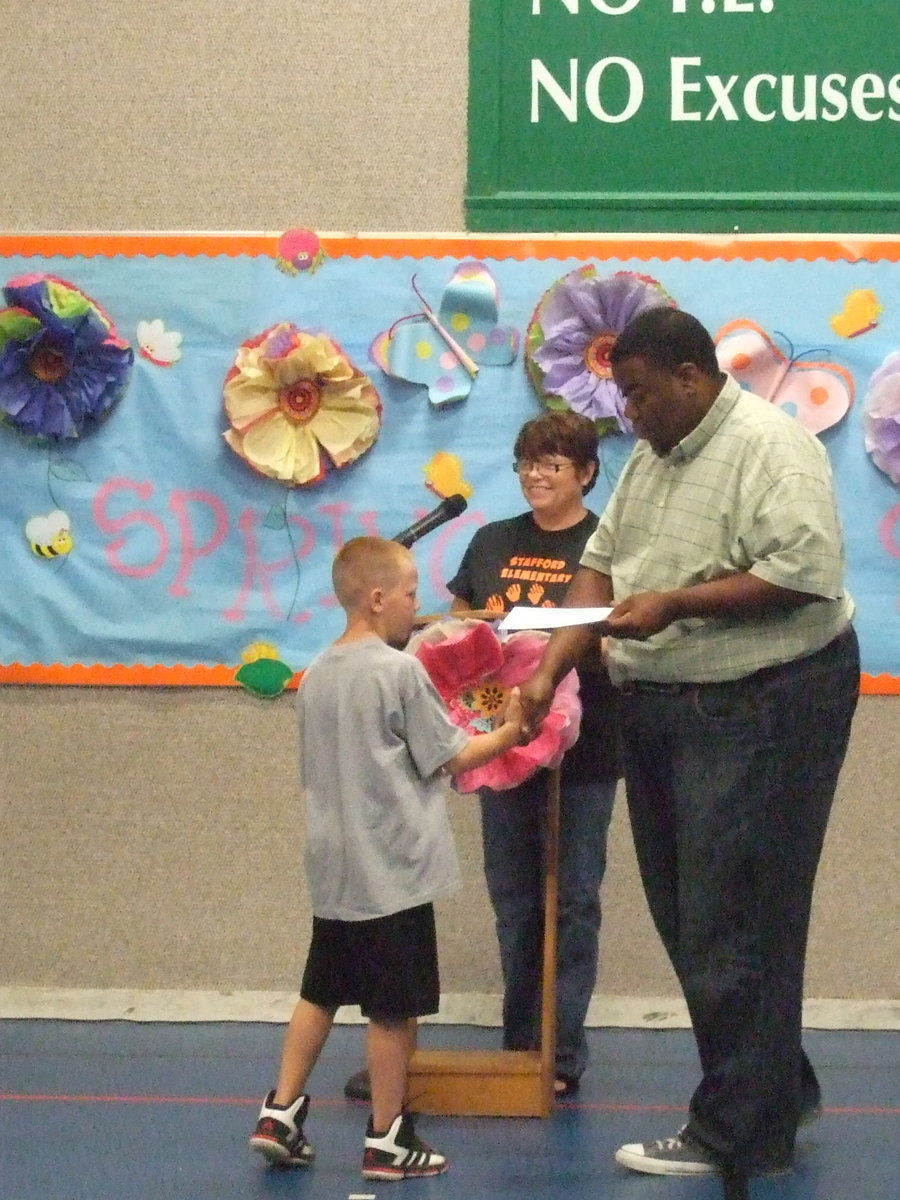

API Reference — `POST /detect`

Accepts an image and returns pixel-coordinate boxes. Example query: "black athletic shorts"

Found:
[300,902,440,1020]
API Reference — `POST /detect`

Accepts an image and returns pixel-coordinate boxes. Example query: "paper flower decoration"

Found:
[235,641,295,697]
[863,351,900,486]
[0,274,133,440]
[275,228,326,275]
[408,618,581,793]
[223,323,382,486]
[526,267,676,435]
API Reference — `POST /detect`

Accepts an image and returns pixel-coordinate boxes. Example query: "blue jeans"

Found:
[479,770,617,1083]
[619,626,860,1172]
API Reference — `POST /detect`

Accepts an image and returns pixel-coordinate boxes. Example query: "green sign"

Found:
[467,0,900,232]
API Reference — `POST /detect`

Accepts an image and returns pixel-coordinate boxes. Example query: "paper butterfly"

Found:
[137,318,183,366]
[370,260,519,406]
[715,319,854,435]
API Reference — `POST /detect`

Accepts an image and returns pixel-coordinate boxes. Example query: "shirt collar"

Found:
[665,373,742,466]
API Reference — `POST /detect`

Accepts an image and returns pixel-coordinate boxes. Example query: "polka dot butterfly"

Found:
[370,260,519,406]
[715,318,854,436]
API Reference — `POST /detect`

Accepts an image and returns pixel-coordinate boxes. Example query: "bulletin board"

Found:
[0,231,897,694]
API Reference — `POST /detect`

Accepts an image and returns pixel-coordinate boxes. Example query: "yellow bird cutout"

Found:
[423,451,472,500]
[830,289,883,339]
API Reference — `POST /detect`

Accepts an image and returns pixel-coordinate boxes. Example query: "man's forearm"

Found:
[536,566,613,686]
[668,570,819,621]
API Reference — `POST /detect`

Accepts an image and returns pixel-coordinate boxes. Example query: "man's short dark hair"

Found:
[609,308,720,378]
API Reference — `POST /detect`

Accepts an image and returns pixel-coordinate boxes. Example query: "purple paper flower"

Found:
[525,267,676,434]
[864,351,900,486]
[0,274,133,440]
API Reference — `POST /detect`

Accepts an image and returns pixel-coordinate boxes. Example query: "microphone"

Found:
[392,494,468,549]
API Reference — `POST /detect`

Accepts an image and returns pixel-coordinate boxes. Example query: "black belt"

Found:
[616,627,855,697]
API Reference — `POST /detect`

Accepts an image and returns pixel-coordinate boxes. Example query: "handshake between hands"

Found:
[495,676,556,746]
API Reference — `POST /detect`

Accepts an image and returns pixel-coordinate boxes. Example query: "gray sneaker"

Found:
[615,1128,790,1178]
[615,1130,719,1176]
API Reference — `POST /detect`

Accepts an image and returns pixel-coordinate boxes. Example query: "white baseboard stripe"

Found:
[0,988,897,1030]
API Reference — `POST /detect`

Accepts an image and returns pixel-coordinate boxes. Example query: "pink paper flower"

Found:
[408,618,581,792]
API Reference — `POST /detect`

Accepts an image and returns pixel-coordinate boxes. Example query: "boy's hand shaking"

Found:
[500,686,529,745]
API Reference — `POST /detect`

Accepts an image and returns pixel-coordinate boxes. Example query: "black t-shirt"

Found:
[447,512,620,783]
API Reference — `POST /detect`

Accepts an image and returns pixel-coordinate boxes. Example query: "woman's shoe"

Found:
[343,1068,371,1102]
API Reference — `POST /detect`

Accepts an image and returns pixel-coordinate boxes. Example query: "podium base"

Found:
[407,1048,552,1117]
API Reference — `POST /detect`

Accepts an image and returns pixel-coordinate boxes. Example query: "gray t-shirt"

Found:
[297,636,469,921]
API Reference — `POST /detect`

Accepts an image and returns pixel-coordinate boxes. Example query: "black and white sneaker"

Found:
[249,1091,315,1167]
[362,1112,447,1180]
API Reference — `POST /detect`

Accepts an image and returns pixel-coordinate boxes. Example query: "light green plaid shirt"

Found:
[582,374,854,684]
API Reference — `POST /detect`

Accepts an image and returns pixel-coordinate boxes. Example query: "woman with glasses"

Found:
[446,409,621,1099]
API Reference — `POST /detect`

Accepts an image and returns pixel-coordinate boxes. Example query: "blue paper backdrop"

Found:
[1,247,897,680]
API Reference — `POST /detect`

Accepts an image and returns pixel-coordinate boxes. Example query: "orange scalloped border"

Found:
[0,661,299,690]
[860,674,900,695]
[1,231,900,263]
[0,663,893,694]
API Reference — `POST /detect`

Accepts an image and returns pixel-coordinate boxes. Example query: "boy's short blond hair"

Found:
[332,537,413,611]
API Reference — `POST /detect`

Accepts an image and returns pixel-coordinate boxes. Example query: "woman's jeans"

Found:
[619,626,860,1172]
[480,769,617,1083]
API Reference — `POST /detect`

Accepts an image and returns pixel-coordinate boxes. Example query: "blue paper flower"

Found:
[0,274,133,440]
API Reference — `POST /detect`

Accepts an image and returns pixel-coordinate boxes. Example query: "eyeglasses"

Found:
[512,458,576,476]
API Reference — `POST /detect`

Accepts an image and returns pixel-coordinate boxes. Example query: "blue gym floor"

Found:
[1,1022,896,1199]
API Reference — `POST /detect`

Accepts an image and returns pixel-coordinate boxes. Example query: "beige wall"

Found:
[0,1,467,234]
[0,684,896,1000]
[0,2,896,1004]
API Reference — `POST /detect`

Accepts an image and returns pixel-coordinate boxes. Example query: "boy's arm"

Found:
[442,687,523,777]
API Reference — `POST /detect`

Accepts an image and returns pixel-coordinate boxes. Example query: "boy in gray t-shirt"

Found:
[249,537,523,1181]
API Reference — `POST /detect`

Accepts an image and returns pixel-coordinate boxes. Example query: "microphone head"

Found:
[444,493,468,517]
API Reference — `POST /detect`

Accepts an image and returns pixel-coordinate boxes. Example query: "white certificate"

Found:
[498,606,614,631]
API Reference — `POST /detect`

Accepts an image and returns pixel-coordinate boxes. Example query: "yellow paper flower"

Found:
[241,641,280,664]
[223,322,382,486]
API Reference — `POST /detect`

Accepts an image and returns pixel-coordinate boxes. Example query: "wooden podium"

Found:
[407,764,561,1118]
